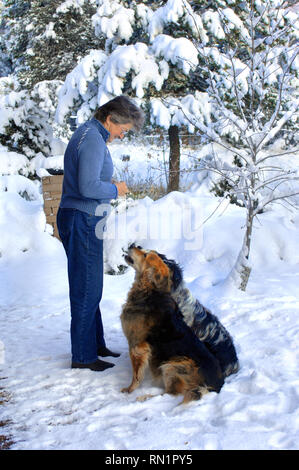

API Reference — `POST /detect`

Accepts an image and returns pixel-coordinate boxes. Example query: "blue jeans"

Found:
[57,207,106,363]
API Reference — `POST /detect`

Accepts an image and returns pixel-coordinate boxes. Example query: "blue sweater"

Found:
[60,118,118,215]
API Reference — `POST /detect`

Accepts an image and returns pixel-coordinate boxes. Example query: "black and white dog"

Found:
[157,252,239,378]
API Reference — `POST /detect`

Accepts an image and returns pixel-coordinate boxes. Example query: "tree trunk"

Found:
[167,125,180,192]
[228,208,254,291]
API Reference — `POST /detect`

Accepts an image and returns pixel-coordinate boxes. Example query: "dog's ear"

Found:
[146,253,171,291]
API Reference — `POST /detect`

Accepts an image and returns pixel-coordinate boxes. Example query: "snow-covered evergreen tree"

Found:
[0,0,104,161]
[55,0,214,190]
[0,0,30,78]
[56,0,212,128]
[2,0,101,87]
[0,76,61,160]
[0,0,12,77]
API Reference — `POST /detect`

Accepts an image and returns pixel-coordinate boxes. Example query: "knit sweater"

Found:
[59,118,118,215]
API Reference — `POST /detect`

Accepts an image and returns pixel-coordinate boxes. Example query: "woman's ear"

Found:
[103,115,112,132]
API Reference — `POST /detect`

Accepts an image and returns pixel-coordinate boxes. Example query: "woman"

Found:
[57,95,144,371]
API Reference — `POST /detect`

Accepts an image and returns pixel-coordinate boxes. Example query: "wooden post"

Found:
[42,175,63,239]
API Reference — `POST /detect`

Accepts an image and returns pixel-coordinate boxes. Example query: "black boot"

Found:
[72,359,114,371]
[97,346,120,358]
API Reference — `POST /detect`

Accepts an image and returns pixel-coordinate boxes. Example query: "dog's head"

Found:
[124,244,183,291]
[124,245,171,291]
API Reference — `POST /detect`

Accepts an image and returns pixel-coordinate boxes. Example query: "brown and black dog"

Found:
[120,246,224,403]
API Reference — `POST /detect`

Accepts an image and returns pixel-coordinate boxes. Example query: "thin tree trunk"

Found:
[228,208,254,291]
[167,125,180,192]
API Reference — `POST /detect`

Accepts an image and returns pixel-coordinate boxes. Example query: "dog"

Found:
[125,245,239,378]
[121,246,224,404]
[145,249,239,378]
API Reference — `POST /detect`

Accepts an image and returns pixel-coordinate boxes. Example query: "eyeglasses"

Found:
[119,126,131,135]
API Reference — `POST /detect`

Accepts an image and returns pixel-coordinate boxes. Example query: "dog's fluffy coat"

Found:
[121,247,224,403]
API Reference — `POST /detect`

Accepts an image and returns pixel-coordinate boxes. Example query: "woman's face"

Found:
[103,115,133,143]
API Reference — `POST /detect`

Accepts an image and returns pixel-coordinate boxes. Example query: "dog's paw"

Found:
[136,394,155,402]
[121,386,132,393]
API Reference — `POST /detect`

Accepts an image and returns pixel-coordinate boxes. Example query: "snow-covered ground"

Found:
[0,143,299,450]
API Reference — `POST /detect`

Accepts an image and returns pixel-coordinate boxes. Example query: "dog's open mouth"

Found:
[124,254,134,265]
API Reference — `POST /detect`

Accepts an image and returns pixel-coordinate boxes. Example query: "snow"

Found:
[152,35,198,75]
[56,0,91,15]
[1,0,299,451]
[0,148,30,176]
[147,0,207,43]
[149,92,212,132]
[56,42,171,123]
[55,49,108,125]
[43,22,57,40]
[93,1,135,42]
[202,11,225,40]
[150,99,172,129]
[0,78,59,158]
[222,8,249,37]
[100,43,166,99]
[1,143,299,450]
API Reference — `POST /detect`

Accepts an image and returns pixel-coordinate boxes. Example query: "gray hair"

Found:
[94,95,145,132]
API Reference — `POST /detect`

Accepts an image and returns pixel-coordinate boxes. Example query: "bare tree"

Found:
[180,0,299,290]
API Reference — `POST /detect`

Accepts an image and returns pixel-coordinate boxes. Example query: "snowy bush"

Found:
[0,77,62,161]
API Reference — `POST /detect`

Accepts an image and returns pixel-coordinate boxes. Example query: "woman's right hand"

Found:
[114,181,129,197]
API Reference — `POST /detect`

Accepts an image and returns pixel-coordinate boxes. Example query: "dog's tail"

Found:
[160,357,220,404]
